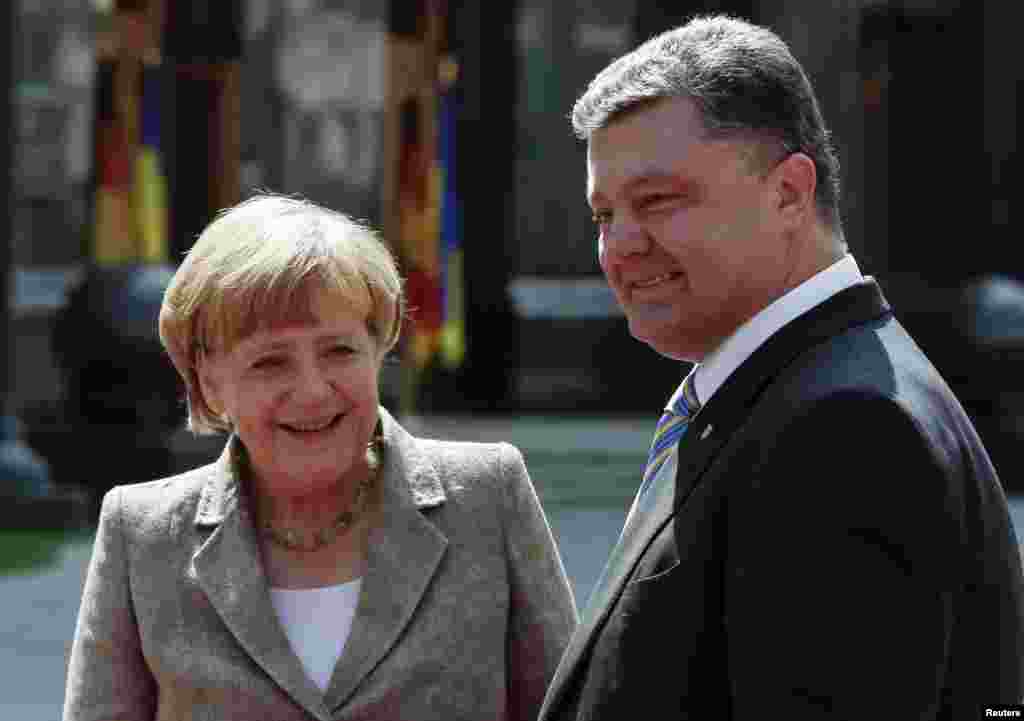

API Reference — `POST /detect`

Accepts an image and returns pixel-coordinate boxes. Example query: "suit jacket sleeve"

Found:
[725,391,960,719]
[498,443,579,721]
[64,486,157,721]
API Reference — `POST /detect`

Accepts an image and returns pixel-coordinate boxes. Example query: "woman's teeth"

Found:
[284,416,338,432]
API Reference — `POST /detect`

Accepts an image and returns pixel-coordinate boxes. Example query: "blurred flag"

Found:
[135,63,168,263]
[93,57,138,264]
[397,68,465,374]
[92,5,167,265]
[398,97,444,370]
[438,57,465,369]
[388,0,465,414]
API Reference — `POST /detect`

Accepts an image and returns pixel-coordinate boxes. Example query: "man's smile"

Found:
[631,272,682,289]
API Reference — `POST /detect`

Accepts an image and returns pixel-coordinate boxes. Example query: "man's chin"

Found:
[629,324,678,359]
[628,319,704,363]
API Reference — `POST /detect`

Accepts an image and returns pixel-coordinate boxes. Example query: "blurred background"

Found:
[1,0,1021,717]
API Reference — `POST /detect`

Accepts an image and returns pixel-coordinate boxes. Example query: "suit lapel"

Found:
[192,440,332,721]
[540,278,892,720]
[323,409,449,712]
[678,278,892,463]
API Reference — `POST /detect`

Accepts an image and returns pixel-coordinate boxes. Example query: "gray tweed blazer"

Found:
[64,408,577,721]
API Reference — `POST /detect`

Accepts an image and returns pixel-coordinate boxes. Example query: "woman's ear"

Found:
[196,352,225,418]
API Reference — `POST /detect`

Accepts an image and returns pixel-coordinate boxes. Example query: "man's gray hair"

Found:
[572,14,843,233]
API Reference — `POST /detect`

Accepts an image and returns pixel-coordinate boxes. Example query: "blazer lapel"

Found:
[324,409,449,712]
[192,439,332,721]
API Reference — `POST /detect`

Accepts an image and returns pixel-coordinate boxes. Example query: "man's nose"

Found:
[600,214,649,260]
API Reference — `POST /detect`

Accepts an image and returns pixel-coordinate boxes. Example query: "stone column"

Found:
[1,0,13,418]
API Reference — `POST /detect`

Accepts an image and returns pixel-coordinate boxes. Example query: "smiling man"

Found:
[539,14,1024,720]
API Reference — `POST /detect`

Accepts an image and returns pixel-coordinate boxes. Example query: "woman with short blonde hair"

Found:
[159,193,403,435]
[65,193,577,721]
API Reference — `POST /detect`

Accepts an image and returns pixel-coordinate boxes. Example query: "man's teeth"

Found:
[634,273,675,288]
[286,416,337,432]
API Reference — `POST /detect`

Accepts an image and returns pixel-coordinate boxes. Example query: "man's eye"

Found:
[328,345,356,357]
[591,210,613,225]
[639,194,675,211]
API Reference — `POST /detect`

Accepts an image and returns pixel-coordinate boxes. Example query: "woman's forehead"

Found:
[234,310,370,353]
[208,283,370,351]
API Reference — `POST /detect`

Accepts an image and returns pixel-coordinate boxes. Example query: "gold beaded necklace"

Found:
[236,436,382,553]
[260,466,378,552]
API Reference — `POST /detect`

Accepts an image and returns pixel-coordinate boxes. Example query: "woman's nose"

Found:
[294,359,336,401]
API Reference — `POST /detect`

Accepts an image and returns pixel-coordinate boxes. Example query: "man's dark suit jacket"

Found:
[539,279,1024,720]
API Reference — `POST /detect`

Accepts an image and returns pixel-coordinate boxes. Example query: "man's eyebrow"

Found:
[629,170,676,183]
[625,170,692,190]
[588,168,695,208]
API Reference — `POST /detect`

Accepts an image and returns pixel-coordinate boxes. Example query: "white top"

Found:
[269,578,363,692]
[674,254,864,410]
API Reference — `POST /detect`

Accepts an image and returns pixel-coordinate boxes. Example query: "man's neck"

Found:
[691,253,862,406]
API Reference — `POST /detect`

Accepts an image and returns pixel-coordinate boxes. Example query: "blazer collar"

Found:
[191,443,332,720]
[323,408,449,711]
[191,407,449,718]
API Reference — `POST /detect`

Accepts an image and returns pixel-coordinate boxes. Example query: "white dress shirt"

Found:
[270,578,363,692]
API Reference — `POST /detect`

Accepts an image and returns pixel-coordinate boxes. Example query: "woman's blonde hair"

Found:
[159,193,404,435]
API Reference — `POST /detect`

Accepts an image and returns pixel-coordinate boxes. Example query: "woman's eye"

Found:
[591,210,613,226]
[328,345,356,357]
[251,356,285,370]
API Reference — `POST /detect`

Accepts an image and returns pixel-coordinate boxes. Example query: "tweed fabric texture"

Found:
[63,408,578,721]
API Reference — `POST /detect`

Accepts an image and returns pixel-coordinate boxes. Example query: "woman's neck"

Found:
[253,467,369,527]
[253,470,381,588]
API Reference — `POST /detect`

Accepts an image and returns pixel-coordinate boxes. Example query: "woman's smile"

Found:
[279,413,343,434]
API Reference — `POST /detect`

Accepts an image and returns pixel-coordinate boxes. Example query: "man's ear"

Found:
[774,152,817,225]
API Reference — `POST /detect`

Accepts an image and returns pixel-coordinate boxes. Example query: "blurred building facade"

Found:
[4,0,1019,430]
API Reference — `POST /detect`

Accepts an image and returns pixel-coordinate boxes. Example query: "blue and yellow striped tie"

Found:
[640,372,701,496]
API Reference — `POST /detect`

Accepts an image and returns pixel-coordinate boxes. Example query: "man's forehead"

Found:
[586,122,701,201]
[587,130,753,203]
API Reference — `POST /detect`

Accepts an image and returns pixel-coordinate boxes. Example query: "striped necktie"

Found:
[639,371,701,497]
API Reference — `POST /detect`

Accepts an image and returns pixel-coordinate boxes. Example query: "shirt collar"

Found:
[675,254,863,410]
